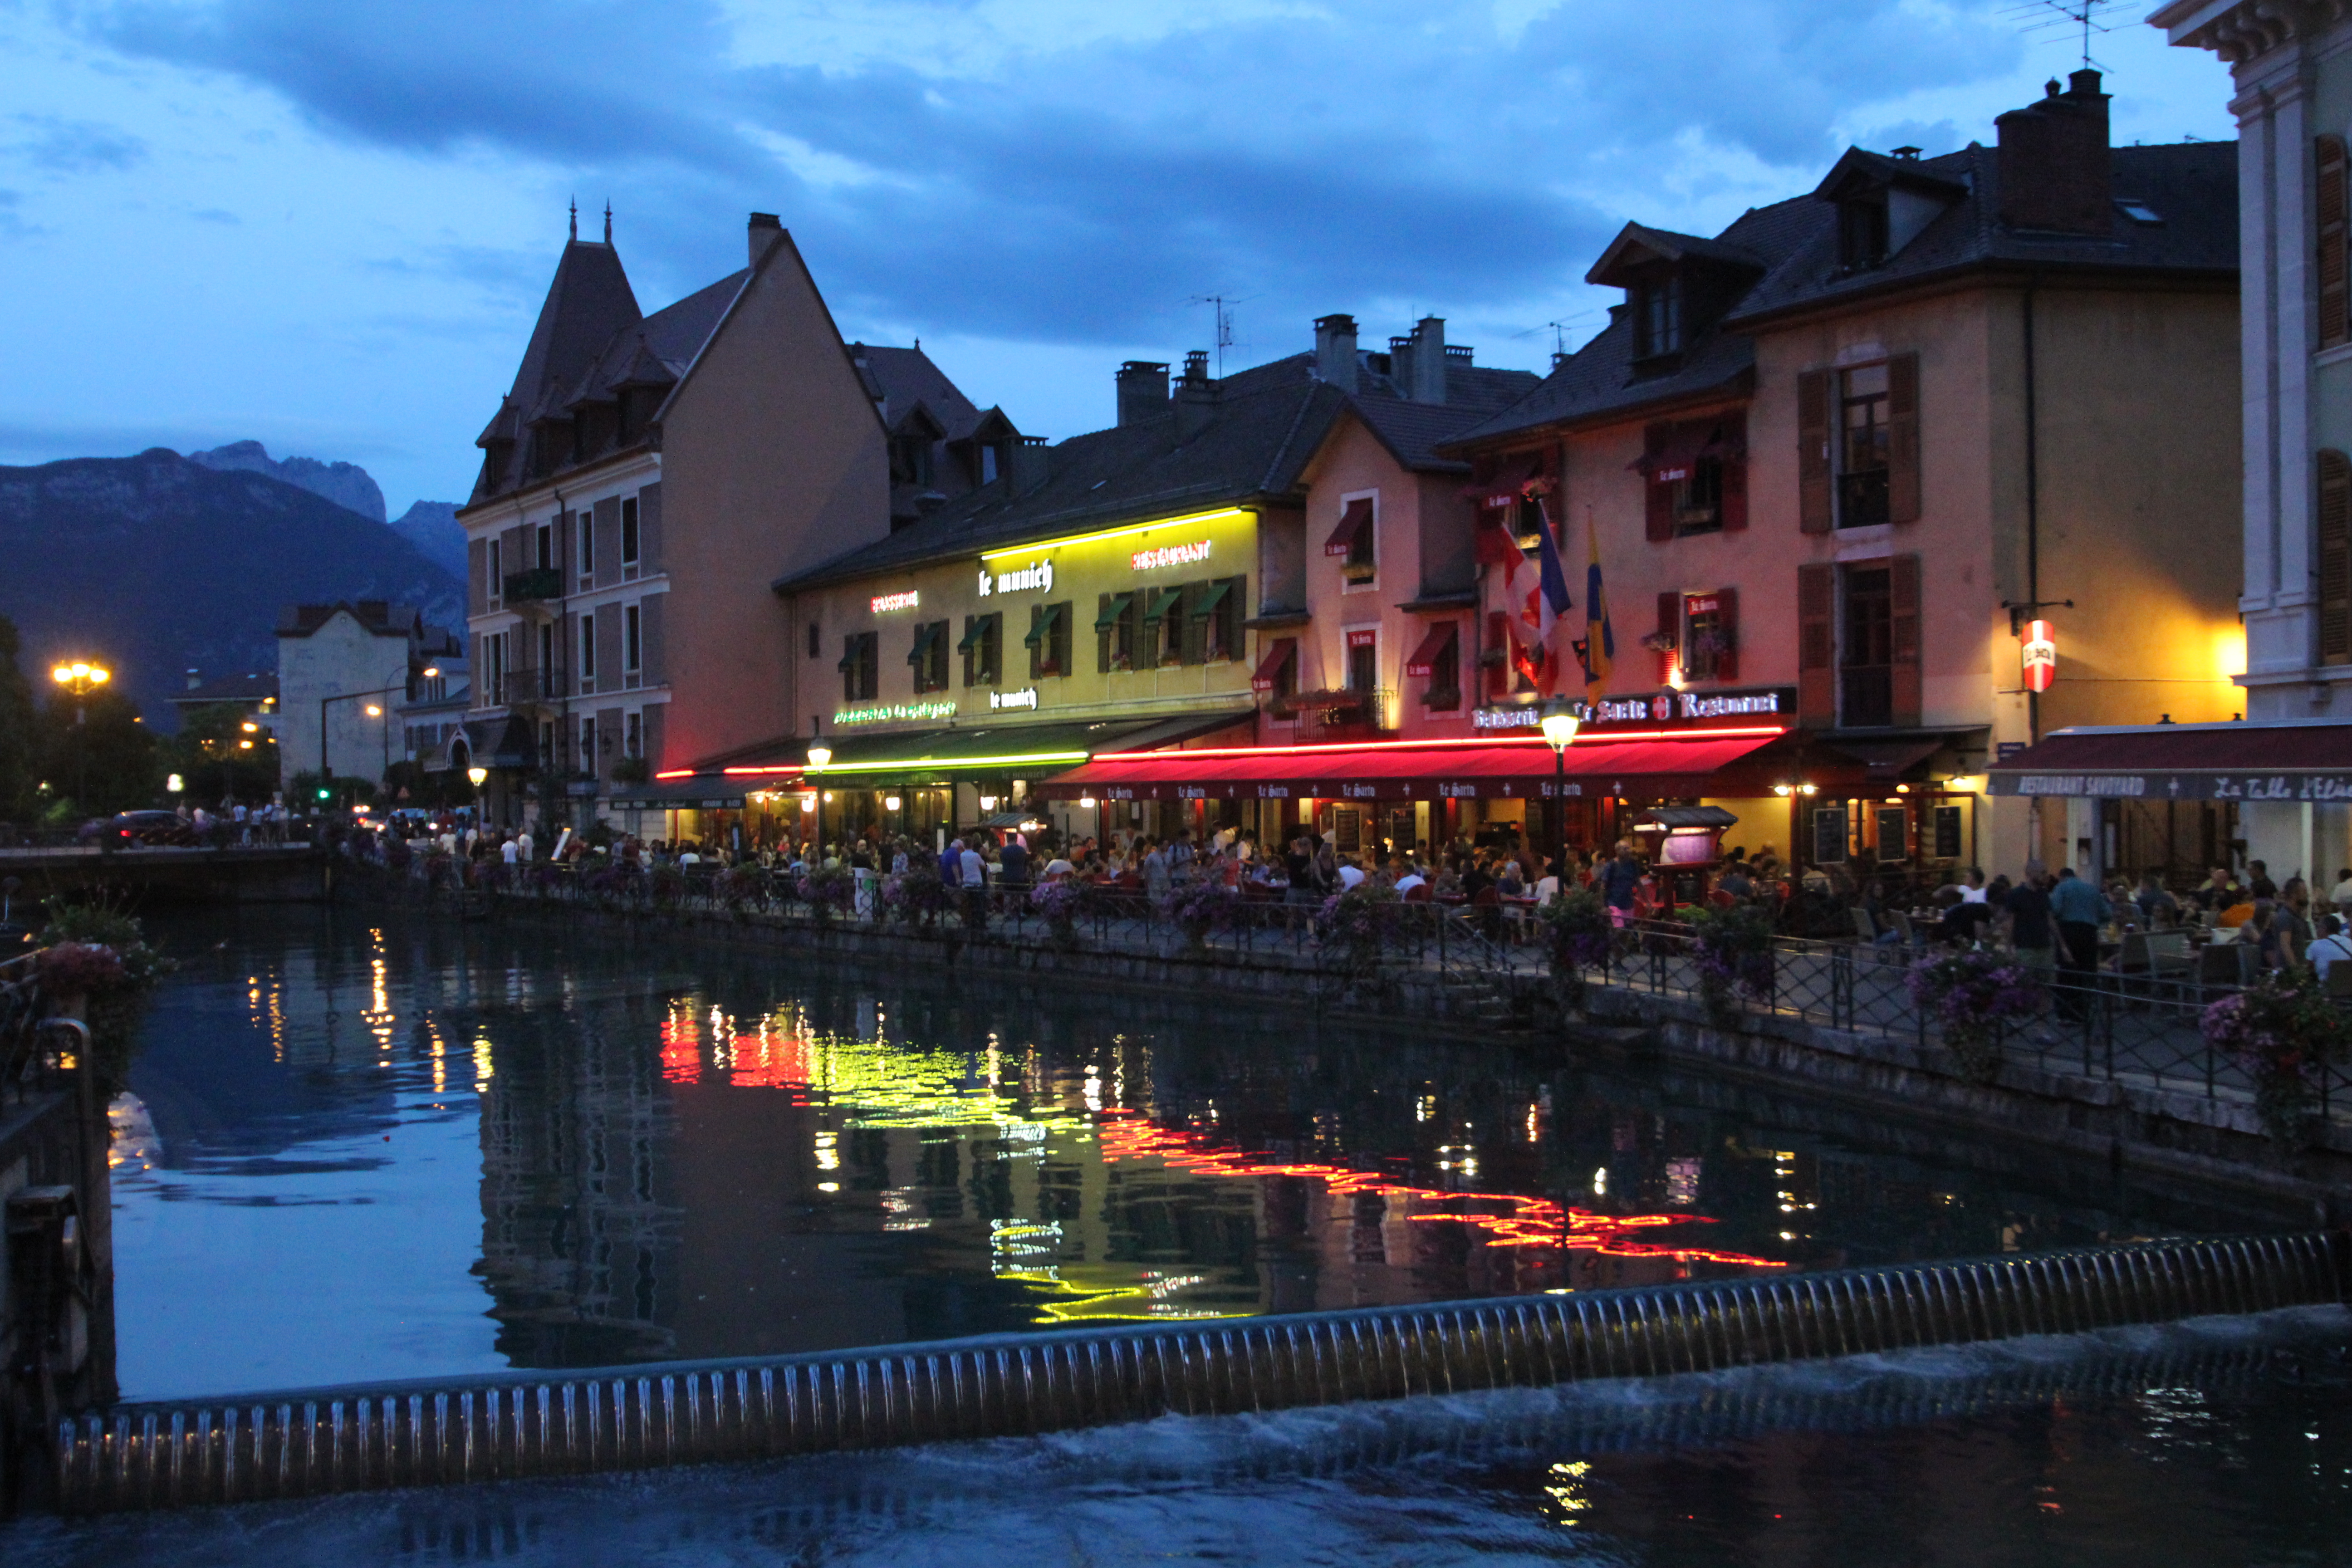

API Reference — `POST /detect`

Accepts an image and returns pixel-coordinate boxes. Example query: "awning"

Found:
[1036,732,1782,803]
[1404,622,1458,677]
[672,710,1254,787]
[1462,456,1538,509]
[1093,593,1133,631]
[1631,418,1748,482]
[1022,602,1063,647]
[1143,588,1184,622]
[461,715,536,769]
[1188,581,1231,618]
[1324,497,1374,557]
[1986,721,2352,800]
[609,777,752,810]
[906,621,943,666]
[1825,737,1945,781]
[956,617,990,653]
[1251,637,1297,693]
[1631,805,1740,830]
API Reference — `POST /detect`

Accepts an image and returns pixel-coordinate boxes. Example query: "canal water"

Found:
[10,903,2343,1562]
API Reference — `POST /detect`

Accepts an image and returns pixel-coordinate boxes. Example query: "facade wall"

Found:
[277,614,415,784]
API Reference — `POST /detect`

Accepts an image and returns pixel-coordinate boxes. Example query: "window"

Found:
[539,720,556,769]
[624,710,642,760]
[1407,622,1460,710]
[1642,414,1746,540]
[1192,576,1245,662]
[485,630,510,706]
[839,632,878,702]
[2114,199,2163,226]
[1676,459,1725,536]
[1026,601,1072,679]
[1326,496,1377,585]
[1838,199,1890,271]
[1680,590,1738,682]
[909,618,950,692]
[2321,450,2351,665]
[960,612,1003,686]
[1346,628,1379,692]
[2322,136,2349,352]
[535,522,554,572]
[579,612,597,690]
[537,623,554,689]
[1096,593,1138,671]
[623,603,642,674]
[578,509,595,581]
[580,715,598,776]
[1838,364,1891,528]
[1144,586,1186,666]
[488,538,503,606]
[980,444,1000,484]
[1840,565,1893,726]
[1635,272,1682,358]
[807,620,820,659]
[621,495,641,575]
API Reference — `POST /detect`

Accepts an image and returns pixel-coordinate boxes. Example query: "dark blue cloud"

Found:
[10,114,149,172]
[80,0,2027,355]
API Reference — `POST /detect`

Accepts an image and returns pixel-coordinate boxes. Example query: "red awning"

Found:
[1404,622,1457,677]
[1036,732,1781,802]
[1323,497,1374,557]
[1250,637,1298,694]
[1461,456,1539,509]
[1987,721,2352,800]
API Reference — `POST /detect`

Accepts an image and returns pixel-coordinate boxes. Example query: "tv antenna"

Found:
[1507,311,1602,361]
[1185,293,1253,377]
[2001,0,2115,71]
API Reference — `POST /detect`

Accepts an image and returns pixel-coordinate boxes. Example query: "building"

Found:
[274,601,454,789]
[167,670,278,731]
[458,209,955,827]
[1429,71,2244,880]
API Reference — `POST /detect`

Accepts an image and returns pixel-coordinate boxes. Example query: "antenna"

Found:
[1184,294,1254,377]
[1999,0,2115,71]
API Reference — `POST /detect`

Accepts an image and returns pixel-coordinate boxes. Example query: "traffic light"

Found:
[317,765,334,804]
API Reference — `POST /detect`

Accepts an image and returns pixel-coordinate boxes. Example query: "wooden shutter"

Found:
[1097,593,1114,673]
[1721,436,1749,532]
[1715,587,1740,681]
[2322,137,2350,351]
[1797,370,1833,534]
[2322,449,2352,664]
[1798,563,1835,725]
[1181,585,1207,665]
[1887,351,1921,524]
[1643,424,1675,542]
[1656,591,1680,684]
[1891,552,1923,726]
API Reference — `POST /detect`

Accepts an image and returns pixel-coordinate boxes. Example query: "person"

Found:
[1597,841,1641,922]
[2331,868,2352,916]
[999,834,1030,893]
[1717,859,1754,902]
[1395,859,1428,897]
[1167,830,1197,887]
[1752,843,1782,881]
[2276,877,2313,969]
[2003,867,2056,978]
[2134,872,2180,928]
[2309,912,2352,981]
[516,828,535,863]
[1959,867,1989,905]
[2048,866,2109,1014]
[1336,854,1367,892]
[2248,859,2278,901]
[500,834,519,867]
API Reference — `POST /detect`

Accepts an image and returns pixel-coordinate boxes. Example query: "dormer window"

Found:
[1635,273,1682,358]
[1838,199,1890,271]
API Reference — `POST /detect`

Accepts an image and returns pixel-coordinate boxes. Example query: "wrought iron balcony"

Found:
[502,567,564,603]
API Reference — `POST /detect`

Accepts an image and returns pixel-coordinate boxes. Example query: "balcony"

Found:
[503,567,564,603]
[1274,686,1396,732]
[1840,665,1893,728]
[498,666,569,706]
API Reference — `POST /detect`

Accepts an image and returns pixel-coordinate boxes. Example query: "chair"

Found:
[2197,942,2248,988]
[2326,961,2352,1000]
[1850,908,1879,943]
[1404,884,1433,904]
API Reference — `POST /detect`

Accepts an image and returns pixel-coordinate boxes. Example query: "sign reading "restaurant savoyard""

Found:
[1989,772,2352,801]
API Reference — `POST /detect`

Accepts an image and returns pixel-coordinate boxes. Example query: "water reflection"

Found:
[112,908,2304,1401]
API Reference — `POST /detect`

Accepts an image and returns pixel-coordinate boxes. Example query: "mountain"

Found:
[389,500,467,579]
[0,449,465,726]
[187,440,387,522]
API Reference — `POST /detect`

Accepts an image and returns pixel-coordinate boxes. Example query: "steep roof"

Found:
[853,343,986,442]
[274,600,421,639]
[572,269,746,405]
[474,240,642,463]
[1446,137,2237,449]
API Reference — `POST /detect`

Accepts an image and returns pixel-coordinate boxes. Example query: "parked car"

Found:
[92,810,196,848]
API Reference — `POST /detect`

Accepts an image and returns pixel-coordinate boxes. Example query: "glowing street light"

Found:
[467,766,489,788]
[1539,699,1581,873]
[805,742,832,853]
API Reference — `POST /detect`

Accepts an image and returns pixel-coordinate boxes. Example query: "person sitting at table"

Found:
[1495,858,1525,898]
[1395,860,1429,898]
[2310,912,2352,980]
[2192,865,2245,912]
[1717,859,1755,902]
[2134,872,2180,928]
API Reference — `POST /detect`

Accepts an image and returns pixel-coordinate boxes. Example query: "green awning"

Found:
[1143,588,1184,622]
[906,620,942,666]
[1023,602,1063,648]
[1188,581,1231,618]
[956,616,992,653]
[1093,593,1133,631]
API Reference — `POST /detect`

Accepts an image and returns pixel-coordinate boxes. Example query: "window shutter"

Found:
[1891,552,1923,726]
[1656,591,1680,684]
[1485,610,1510,699]
[1797,370,1833,534]
[1798,564,1835,725]
[1887,351,1921,524]
[1715,587,1740,681]
[1029,608,1043,681]
[2322,137,2350,352]
[1643,424,1675,542]
[1097,592,1114,674]
[2321,450,2352,664]
[1721,451,1749,532]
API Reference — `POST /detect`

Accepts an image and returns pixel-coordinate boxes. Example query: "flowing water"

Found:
[12,903,2345,1558]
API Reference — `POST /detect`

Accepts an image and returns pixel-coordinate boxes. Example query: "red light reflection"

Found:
[1094,1110,1782,1269]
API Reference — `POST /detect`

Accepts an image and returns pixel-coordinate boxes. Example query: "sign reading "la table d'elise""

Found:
[1474,686,1794,732]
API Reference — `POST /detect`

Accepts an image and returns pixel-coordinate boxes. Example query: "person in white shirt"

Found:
[516,830,534,862]
[960,843,985,887]
[2330,869,2352,913]
[1335,857,1367,892]
[1959,868,1989,905]
[500,837,519,866]
[2311,914,2352,980]
[1394,867,1427,897]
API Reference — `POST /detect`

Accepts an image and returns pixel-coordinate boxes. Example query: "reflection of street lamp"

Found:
[50,660,110,808]
[1539,699,1581,872]
[806,743,832,854]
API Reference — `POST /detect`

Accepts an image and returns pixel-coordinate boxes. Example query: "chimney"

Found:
[185,668,201,691]
[1313,314,1359,392]
[1408,316,1447,404]
[747,211,784,268]
[1008,436,1050,493]
[1115,360,1170,427]
[1176,350,1218,440]
[1181,349,1211,387]
[1994,69,2112,236]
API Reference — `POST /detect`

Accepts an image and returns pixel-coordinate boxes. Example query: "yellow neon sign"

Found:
[978,507,1254,562]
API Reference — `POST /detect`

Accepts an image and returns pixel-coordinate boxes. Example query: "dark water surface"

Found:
[6,905,2343,1563]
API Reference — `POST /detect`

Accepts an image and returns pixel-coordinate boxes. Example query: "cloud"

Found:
[189,206,240,224]
[79,0,2035,353]
[10,113,149,172]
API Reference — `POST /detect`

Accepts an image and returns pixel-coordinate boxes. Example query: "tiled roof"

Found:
[854,344,986,443]
[473,240,642,486]
[274,600,422,638]
[1446,137,2237,449]
[167,671,279,707]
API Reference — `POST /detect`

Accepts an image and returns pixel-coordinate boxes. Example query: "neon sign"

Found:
[978,561,1054,597]
[833,700,957,726]
[1132,539,1211,571]
[870,590,920,613]
[990,687,1039,711]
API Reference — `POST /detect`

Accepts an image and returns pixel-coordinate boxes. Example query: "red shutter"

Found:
[1643,423,1675,542]
[1887,351,1921,524]
[2321,450,2351,664]
[1891,552,1922,727]
[1797,370,1832,534]
[1798,563,1834,725]
[1715,587,1740,682]
[2322,137,2350,352]
[1656,591,1680,684]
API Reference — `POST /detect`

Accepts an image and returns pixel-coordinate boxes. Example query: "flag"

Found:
[1532,499,1573,647]
[1581,509,1615,701]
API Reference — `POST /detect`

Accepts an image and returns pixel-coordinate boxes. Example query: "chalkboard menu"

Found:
[1875,805,1908,862]
[1933,804,1964,859]
[1812,804,1849,864]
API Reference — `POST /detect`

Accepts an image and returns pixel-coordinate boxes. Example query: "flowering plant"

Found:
[2200,970,2352,1148]
[715,865,769,912]
[1165,878,1241,950]
[650,864,687,905]
[1318,883,1398,975]
[1638,629,1678,654]
[883,866,952,926]
[35,941,129,997]
[1690,902,1775,1019]
[1028,877,1086,946]
[1907,949,2042,1085]
[1538,887,1614,975]
[796,863,855,920]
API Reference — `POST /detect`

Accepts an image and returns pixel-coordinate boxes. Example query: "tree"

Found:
[163,701,281,806]
[37,686,159,818]
[0,616,36,823]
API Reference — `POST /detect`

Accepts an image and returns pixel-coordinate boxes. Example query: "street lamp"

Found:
[50,659,111,809]
[468,766,488,788]
[320,665,427,809]
[1539,699,1581,873]
[806,743,832,857]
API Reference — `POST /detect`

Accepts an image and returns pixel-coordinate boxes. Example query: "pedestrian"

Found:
[2134,871,2180,928]
[2002,865,2056,978]
[2048,866,2109,1017]
[1597,840,1641,923]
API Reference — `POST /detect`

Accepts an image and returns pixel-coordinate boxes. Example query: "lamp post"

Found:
[318,666,436,810]
[49,660,110,811]
[1539,699,1581,876]
[806,743,832,859]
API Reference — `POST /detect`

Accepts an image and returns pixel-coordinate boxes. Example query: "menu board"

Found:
[1812,804,1849,864]
[1875,805,1908,862]
[1933,804,1964,859]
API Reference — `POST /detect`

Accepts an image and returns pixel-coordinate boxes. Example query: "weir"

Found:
[45,1230,2349,1514]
